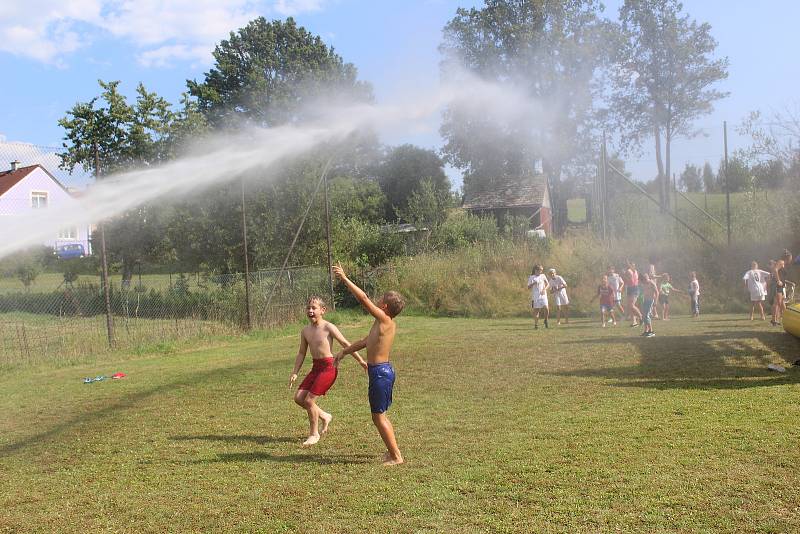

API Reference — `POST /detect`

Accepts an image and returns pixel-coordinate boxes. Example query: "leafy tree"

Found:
[702,162,716,192]
[396,179,452,230]
[187,17,372,128]
[717,155,750,193]
[609,0,728,210]
[59,80,180,281]
[679,163,702,192]
[439,0,612,197]
[375,145,450,221]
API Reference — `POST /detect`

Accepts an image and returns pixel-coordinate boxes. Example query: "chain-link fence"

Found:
[0,266,331,366]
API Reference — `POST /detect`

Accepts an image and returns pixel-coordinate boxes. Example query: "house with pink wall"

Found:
[0,161,92,255]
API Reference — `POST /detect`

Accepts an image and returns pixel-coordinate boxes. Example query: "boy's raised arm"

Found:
[332,265,390,323]
[289,333,308,388]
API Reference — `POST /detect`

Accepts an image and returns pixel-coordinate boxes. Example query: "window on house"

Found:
[58,226,78,240]
[31,192,48,209]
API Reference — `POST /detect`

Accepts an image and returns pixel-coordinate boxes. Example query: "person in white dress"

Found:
[527,265,550,329]
[548,268,570,325]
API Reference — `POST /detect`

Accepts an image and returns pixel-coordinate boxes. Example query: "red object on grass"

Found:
[111,372,127,379]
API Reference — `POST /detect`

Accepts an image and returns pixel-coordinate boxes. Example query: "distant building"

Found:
[0,161,93,254]
[462,174,553,236]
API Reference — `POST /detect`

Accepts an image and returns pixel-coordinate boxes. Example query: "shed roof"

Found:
[462,174,548,210]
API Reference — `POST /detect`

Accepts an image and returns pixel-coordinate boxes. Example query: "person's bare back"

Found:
[332,264,406,466]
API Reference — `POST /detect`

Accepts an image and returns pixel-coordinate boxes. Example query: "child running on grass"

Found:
[527,265,550,329]
[548,268,570,325]
[289,296,367,446]
[332,265,406,466]
[640,273,659,337]
[589,274,617,327]
[743,262,770,320]
[658,273,681,321]
[607,265,626,318]
[688,271,701,318]
[624,260,642,327]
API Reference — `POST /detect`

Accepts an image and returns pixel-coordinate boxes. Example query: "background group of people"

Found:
[529,249,798,335]
[527,260,698,337]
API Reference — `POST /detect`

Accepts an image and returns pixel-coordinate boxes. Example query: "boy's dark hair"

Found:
[382,291,405,318]
[307,295,326,309]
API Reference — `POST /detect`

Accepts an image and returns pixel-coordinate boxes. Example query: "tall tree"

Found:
[187,17,372,128]
[375,144,451,221]
[439,0,612,200]
[679,163,702,192]
[702,161,716,192]
[610,0,728,210]
[59,81,178,281]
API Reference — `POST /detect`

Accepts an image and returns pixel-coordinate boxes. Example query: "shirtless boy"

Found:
[332,265,406,466]
[289,296,367,446]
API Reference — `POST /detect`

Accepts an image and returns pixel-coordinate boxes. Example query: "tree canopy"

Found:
[609,0,729,210]
[187,17,373,128]
[439,0,612,196]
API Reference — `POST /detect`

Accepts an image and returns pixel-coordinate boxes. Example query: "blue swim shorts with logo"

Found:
[368,362,395,414]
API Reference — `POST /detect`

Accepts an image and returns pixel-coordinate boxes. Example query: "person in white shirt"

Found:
[743,261,771,320]
[606,265,626,317]
[527,265,550,329]
[688,271,701,318]
[548,268,570,325]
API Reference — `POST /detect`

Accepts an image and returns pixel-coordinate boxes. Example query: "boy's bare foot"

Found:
[382,451,404,466]
[320,412,332,434]
[302,434,320,446]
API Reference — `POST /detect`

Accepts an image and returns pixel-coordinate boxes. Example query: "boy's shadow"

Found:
[194,452,375,465]
[171,434,374,465]
[170,434,295,445]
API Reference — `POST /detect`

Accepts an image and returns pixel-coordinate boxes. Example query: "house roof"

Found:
[0,141,93,187]
[462,174,548,210]
[0,164,72,198]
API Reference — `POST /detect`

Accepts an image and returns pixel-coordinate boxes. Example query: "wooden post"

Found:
[724,121,731,247]
[94,141,115,348]
[241,177,252,331]
[323,163,335,310]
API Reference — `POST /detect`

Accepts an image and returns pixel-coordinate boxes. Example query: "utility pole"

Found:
[601,133,608,242]
[724,121,731,247]
[241,177,252,331]
[93,141,115,348]
[323,159,335,310]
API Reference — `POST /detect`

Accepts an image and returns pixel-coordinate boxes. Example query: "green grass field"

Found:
[2,314,800,532]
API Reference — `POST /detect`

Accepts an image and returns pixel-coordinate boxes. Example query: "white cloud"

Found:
[0,0,329,66]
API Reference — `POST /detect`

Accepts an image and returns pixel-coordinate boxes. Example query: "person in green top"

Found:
[658,273,682,320]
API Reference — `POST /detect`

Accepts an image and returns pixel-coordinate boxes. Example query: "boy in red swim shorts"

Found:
[289,296,366,446]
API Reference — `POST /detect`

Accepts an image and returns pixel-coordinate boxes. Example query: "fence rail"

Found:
[0,266,331,366]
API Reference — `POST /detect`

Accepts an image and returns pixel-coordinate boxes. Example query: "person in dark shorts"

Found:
[333,264,406,466]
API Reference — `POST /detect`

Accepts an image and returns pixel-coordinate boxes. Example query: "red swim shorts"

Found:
[298,357,338,396]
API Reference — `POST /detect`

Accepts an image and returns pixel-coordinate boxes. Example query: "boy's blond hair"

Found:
[307,295,327,309]
[382,291,405,318]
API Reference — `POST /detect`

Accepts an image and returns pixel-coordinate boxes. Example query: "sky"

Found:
[1,0,799,188]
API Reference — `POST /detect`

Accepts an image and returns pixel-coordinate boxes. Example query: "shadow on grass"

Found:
[550,328,800,390]
[195,452,375,465]
[171,434,295,445]
[1,360,260,457]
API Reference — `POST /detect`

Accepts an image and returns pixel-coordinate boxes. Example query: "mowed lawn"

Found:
[2,314,800,532]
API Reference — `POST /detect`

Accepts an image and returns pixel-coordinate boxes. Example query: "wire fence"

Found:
[0,266,331,366]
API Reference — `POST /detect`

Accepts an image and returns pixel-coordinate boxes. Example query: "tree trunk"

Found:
[654,126,666,212]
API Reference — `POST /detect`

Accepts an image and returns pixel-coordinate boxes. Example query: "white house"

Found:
[0,161,93,255]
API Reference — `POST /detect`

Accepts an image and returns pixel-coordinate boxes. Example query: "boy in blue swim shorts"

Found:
[333,264,406,466]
